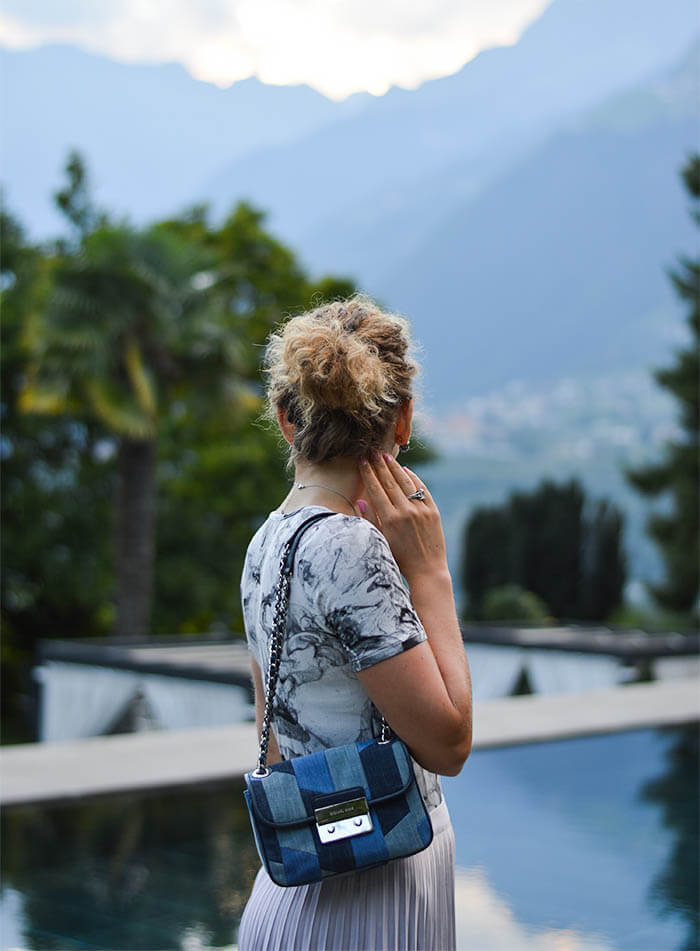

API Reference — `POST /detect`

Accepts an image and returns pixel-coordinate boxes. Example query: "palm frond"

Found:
[18,376,71,414]
[47,325,104,353]
[85,378,157,439]
[124,337,157,416]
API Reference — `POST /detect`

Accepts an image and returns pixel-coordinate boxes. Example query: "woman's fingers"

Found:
[370,452,417,506]
[360,454,429,515]
[358,454,447,580]
[401,465,436,508]
[358,458,391,522]
[382,452,419,501]
[358,452,437,537]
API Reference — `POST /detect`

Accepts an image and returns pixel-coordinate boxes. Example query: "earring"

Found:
[400,441,410,452]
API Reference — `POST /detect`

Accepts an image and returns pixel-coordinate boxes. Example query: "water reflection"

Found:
[444,724,699,951]
[640,724,699,951]
[453,866,613,951]
[1,782,258,950]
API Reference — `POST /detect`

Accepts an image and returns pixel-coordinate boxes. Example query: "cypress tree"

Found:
[461,478,626,621]
[624,154,700,620]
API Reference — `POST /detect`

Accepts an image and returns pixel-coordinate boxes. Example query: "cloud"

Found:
[0,0,549,99]
[454,867,613,951]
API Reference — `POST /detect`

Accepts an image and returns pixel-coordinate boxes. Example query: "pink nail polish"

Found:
[357,499,367,514]
[383,452,393,463]
[359,458,367,466]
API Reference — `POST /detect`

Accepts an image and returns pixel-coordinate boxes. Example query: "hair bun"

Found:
[264,295,418,463]
[287,322,385,419]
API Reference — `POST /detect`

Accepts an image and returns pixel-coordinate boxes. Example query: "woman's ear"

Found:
[276,405,295,446]
[395,399,413,447]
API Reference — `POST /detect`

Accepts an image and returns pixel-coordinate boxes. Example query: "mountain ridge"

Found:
[202,0,698,251]
[375,43,697,404]
[0,42,370,236]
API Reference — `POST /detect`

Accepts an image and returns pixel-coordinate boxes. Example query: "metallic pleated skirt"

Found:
[237,798,455,951]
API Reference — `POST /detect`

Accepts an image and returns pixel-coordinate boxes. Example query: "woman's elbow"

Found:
[439,730,472,776]
[416,717,472,777]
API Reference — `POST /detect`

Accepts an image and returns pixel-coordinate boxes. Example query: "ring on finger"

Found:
[407,488,426,501]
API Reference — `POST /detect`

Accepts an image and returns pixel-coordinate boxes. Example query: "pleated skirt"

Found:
[237,798,455,951]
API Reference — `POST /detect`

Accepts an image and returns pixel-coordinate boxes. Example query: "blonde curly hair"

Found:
[264,295,419,464]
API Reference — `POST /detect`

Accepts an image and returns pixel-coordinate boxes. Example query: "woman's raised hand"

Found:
[356,453,448,585]
[355,451,472,776]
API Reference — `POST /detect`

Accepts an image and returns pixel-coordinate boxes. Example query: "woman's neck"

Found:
[279,457,365,516]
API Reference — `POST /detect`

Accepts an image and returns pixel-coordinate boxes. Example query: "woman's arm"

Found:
[251,657,283,766]
[356,452,472,776]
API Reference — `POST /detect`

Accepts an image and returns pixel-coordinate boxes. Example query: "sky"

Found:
[0,0,550,99]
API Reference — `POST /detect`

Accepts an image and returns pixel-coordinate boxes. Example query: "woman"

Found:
[238,295,472,951]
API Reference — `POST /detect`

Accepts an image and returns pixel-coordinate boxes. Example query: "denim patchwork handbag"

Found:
[244,512,434,887]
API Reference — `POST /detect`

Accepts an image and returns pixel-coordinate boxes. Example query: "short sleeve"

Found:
[314,517,427,672]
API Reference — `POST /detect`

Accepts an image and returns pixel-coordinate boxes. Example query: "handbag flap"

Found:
[245,738,416,829]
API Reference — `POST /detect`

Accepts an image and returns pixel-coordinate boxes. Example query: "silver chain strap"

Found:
[253,517,390,777]
[254,545,290,776]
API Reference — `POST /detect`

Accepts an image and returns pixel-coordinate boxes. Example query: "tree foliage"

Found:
[481,585,550,623]
[20,174,263,639]
[54,149,104,241]
[1,207,115,738]
[461,478,626,622]
[624,153,700,620]
[2,152,367,734]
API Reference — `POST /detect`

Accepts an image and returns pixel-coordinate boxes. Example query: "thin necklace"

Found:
[295,482,357,515]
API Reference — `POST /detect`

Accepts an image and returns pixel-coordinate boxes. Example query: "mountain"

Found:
[0,44,369,237]
[202,0,699,258]
[376,41,699,405]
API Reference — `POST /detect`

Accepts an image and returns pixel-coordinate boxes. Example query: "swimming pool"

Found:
[1,724,697,950]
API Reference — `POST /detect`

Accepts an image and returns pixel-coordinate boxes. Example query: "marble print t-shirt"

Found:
[241,505,443,810]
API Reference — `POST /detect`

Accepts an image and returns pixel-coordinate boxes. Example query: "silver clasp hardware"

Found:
[314,796,373,843]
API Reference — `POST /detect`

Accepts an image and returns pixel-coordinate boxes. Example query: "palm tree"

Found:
[19,155,297,639]
[21,222,239,638]
[20,154,359,640]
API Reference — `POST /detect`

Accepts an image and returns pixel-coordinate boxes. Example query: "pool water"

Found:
[1,725,697,951]
[444,725,698,951]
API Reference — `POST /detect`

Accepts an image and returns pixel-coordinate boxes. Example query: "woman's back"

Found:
[241,504,442,809]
